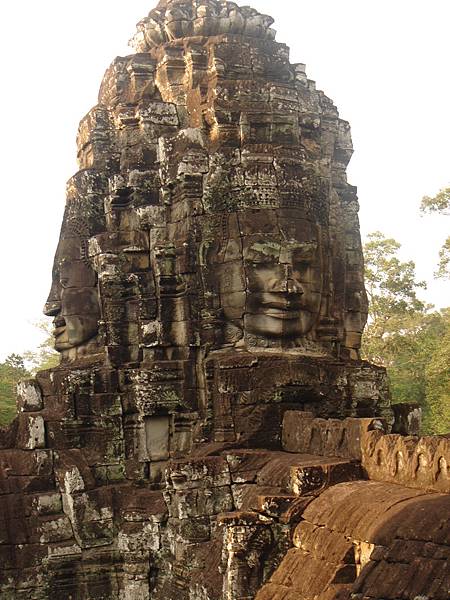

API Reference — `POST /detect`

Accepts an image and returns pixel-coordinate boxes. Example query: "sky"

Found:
[0,0,449,360]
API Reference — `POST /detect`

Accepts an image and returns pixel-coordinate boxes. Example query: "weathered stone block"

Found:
[281,411,314,453]
[290,460,363,496]
[166,485,234,519]
[225,450,273,483]
[32,515,74,545]
[118,521,160,552]
[31,493,63,516]
[141,415,170,461]
[17,415,46,450]
[167,456,231,490]
[16,380,43,413]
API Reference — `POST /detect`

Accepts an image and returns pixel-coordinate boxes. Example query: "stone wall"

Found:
[282,410,450,494]
[0,1,448,598]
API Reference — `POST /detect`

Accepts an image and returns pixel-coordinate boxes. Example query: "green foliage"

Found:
[0,321,59,427]
[23,320,59,375]
[420,186,450,216]
[0,354,28,427]
[362,232,449,434]
[364,231,427,318]
[423,309,450,434]
[421,185,450,279]
[363,231,427,365]
[436,236,450,280]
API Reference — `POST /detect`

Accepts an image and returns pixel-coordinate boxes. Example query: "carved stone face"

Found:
[243,235,322,339]
[211,212,323,342]
[44,237,100,352]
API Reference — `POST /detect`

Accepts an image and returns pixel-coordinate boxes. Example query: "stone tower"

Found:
[0,2,448,599]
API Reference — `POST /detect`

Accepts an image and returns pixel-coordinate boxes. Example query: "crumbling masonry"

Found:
[1,1,449,598]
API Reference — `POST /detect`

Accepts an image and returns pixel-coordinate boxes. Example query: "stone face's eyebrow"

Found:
[249,242,282,256]
[290,241,318,256]
[245,241,319,262]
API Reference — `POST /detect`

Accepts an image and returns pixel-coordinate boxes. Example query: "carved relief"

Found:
[5,3,441,600]
[131,0,276,51]
[205,211,325,349]
[44,172,106,360]
[44,236,101,353]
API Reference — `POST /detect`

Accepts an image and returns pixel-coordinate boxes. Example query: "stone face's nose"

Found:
[286,278,303,295]
[284,264,303,294]
[44,274,62,317]
[269,273,304,294]
[43,300,61,317]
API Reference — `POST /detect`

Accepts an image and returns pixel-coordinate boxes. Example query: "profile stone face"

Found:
[44,236,101,352]
[44,172,105,360]
[2,3,445,600]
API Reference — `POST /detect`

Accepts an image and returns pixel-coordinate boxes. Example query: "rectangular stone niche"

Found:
[144,416,170,461]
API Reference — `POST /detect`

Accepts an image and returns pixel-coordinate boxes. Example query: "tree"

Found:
[421,186,450,215]
[363,231,427,365]
[423,309,450,435]
[362,232,449,434]
[4,354,28,372]
[420,185,450,279]
[0,321,59,427]
[435,237,450,280]
[23,320,59,374]
[0,354,29,426]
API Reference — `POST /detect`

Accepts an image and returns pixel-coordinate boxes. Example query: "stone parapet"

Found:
[282,410,385,460]
[363,429,450,494]
[282,410,450,494]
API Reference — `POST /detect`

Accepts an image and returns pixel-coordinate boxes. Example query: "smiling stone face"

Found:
[42,170,107,362]
[243,231,322,339]
[207,210,324,347]
[44,236,100,354]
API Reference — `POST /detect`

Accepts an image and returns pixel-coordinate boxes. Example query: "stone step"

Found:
[289,460,363,496]
[256,493,298,518]
[256,453,363,492]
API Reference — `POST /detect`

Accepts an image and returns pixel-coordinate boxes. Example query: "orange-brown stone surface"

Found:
[256,480,450,600]
[0,1,448,599]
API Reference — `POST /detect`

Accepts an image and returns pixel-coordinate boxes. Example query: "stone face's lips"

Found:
[53,317,66,337]
[260,299,303,311]
[253,296,306,319]
[263,309,302,320]
[257,292,306,311]
[53,326,66,338]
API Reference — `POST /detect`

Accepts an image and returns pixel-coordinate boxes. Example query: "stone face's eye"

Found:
[248,255,275,266]
[246,248,280,265]
[293,259,312,270]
